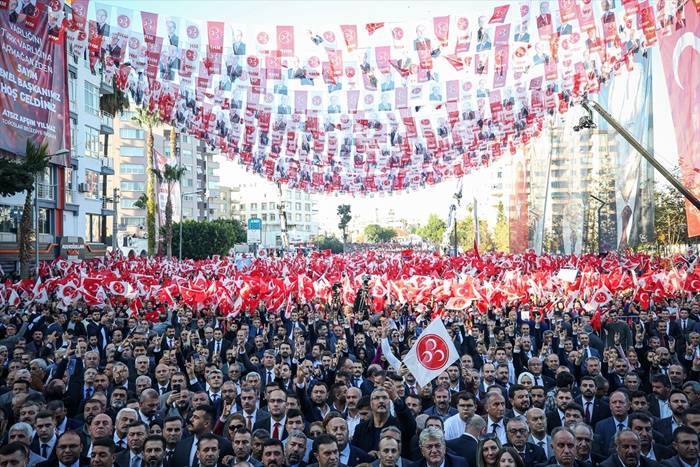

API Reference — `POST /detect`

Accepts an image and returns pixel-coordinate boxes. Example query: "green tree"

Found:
[364,224,397,243]
[0,141,51,277]
[316,235,344,253]
[416,214,446,245]
[169,220,240,259]
[213,219,247,244]
[337,204,352,247]
[493,201,509,252]
[457,206,495,252]
[153,164,187,257]
[655,182,690,253]
[131,108,160,255]
[99,78,129,116]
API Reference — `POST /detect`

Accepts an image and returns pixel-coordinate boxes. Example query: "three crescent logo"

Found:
[416,334,449,370]
[672,32,700,90]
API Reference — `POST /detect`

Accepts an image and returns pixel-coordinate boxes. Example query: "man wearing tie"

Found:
[593,391,631,455]
[209,329,230,358]
[254,389,287,440]
[485,392,508,445]
[527,408,552,459]
[206,370,225,416]
[114,421,147,467]
[577,376,610,427]
[31,412,57,462]
[163,417,183,466]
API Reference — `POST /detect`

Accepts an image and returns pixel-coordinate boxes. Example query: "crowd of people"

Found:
[1,252,700,467]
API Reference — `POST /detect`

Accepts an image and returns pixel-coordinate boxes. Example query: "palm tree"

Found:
[131,108,160,256]
[18,142,51,277]
[153,164,187,257]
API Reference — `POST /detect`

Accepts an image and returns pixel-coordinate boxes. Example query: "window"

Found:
[119,146,144,157]
[123,216,145,226]
[120,163,145,174]
[240,204,246,211]
[85,213,102,242]
[120,181,145,192]
[296,192,301,200]
[295,213,301,222]
[84,170,100,199]
[38,208,51,234]
[120,198,140,209]
[0,205,20,235]
[84,83,100,116]
[305,203,311,211]
[305,214,311,222]
[262,214,267,221]
[261,202,267,210]
[269,213,276,221]
[85,126,101,158]
[186,178,193,187]
[250,203,258,210]
[120,111,136,121]
[295,203,302,211]
[120,128,145,139]
[70,118,77,159]
[68,71,77,106]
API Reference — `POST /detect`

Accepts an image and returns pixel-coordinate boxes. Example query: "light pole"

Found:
[590,194,606,255]
[34,173,39,277]
[179,189,205,260]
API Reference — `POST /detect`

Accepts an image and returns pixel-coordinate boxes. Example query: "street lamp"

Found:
[590,194,606,255]
[179,189,205,260]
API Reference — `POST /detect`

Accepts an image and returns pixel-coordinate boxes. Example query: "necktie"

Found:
[41,443,48,458]
[246,415,253,431]
[117,439,125,450]
[166,450,174,464]
[267,371,273,385]
[212,393,219,403]
[85,387,92,399]
[585,402,592,423]
[537,441,545,451]
[130,455,141,467]
[683,320,687,333]
[492,423,498,434]
[273,422,281,439]
[535,376,542,386]
[161,386,167,395]
[617,423,624,432]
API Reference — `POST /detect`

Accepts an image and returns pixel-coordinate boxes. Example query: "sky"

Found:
[98,0,681,232]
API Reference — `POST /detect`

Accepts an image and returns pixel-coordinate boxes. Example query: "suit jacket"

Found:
[653,417,677,445]
[172,434,233,467]
[407,453,468,467]
[208,339,231,357]
[577,396,611,426]
[253,415,288,440]
[36,456,91,467]
[345,445,374,467]
[30,436,56,461]
[599,454,661,467]
[650,443,675,462]
[115,449,135,467]
[504,442,547,466]
[662,455,691,467]
[545,409,563,434]
[648,396,670,420]
[446,434,478,466]
[594,417,632,455]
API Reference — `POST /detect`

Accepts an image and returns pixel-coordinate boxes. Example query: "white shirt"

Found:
[347,412,361,437]
[189,436,200,465]
[270,416,286,439]
[487,417,507,445]
[443,413,467,441]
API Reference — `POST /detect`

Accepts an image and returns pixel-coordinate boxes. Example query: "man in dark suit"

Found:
[36,430,90,467]
[445,414,482,463]
[142,434,169,467]
[253,388,287,440]
[629,412,674,462]
[208,329,231,360]
[197,433,228,467]
[115,421,148,467]
[540,426,592,467]
[654,391,689,444]
[173,405,233,467]
[505,416,547,466]
[594,391,631,455]
[407,427,467,467]
[578,376,611,426]
[599,429,661,467]
[662,426,700,467]
[31,411,58,462]
[326,415,373,467]
[649,375,674,420]
[306,433,348,467]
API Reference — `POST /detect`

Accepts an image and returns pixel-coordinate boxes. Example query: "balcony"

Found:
[100,157,115,175]
[100,111,114,135]
[36,183,55,201]
[99,72,113,95]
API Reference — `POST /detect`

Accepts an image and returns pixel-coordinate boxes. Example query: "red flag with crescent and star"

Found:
[659,0,700,236]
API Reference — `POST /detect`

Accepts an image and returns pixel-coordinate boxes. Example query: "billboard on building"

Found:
[0,1,71,158]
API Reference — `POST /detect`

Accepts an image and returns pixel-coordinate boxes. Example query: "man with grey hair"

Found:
[543,426,577,467]
[599,429,657,467]
[415,427,466,467]
[504,416,547,465]
[284,430,307,467]
[446,415,484,461]
[8,422,47,466]
[135,375,152,395]
[114,408,138,451]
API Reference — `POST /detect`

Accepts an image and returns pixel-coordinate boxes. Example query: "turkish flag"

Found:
[659,0,700,236]
[403,318,459,387]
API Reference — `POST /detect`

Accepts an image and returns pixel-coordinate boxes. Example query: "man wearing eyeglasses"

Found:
[504,416,547,466]
[408,427,466,467]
